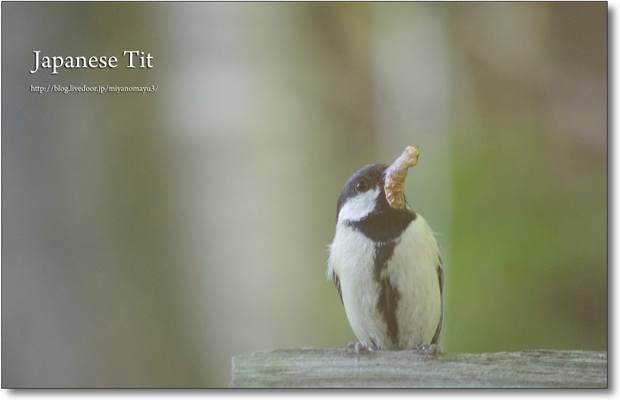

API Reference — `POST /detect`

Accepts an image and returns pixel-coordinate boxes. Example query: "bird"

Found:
[327,146,443,355]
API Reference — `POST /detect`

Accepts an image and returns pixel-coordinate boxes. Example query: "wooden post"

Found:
[231,348,607,388]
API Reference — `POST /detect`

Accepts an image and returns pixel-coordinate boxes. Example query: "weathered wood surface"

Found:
[231,348,607,388]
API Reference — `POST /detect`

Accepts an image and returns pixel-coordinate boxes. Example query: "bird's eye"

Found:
[355,180,368,192]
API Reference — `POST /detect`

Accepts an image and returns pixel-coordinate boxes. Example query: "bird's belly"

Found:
[329,219,442,350]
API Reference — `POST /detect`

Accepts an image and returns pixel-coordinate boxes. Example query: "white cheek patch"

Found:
[338,187,380,222]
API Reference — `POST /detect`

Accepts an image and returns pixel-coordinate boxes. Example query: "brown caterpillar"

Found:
[384,146,419,210]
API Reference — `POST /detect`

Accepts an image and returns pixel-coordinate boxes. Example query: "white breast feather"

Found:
[328,214,441,350]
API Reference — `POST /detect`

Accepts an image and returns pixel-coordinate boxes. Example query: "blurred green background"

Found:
[2,2,607,388]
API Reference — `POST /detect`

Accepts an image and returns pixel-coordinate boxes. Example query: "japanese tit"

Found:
[327,146,443,352]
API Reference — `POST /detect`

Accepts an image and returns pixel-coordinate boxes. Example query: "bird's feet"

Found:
[416,343,441,360]
[345,340,378,363]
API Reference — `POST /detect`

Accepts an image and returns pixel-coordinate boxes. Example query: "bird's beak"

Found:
[384,146,419,210]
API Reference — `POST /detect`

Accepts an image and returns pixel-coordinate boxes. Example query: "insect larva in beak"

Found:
[384,146,419,210]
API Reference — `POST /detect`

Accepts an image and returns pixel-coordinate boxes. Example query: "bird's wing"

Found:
[333,271,344,306]
[431,255,444,345]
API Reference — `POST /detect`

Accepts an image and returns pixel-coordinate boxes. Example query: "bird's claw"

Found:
[417,343,441,360]
[345,340,378,363]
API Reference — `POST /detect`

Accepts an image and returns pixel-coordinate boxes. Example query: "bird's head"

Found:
[336,146,419,224]
[336,147,418,242]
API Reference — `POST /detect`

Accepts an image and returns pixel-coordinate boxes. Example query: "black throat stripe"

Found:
[347,209,416,242]
[373,240,401,348]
